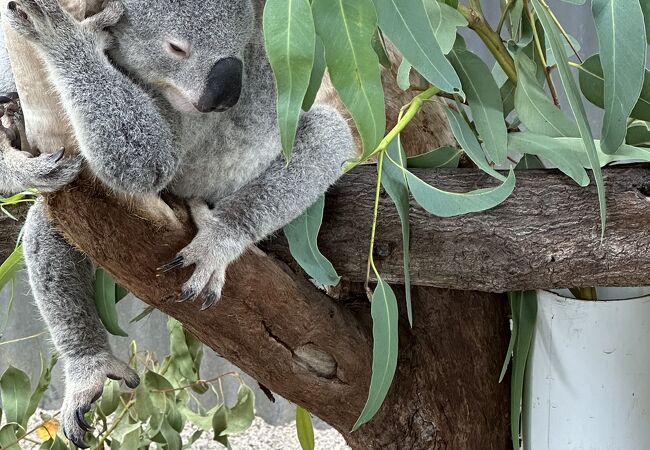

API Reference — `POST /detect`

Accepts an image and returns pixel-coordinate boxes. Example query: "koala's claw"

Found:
[75,408,93,432]
[158,255,184,273]
[176,287,197,303]
[201,293,219,311]
[62,354,139,449]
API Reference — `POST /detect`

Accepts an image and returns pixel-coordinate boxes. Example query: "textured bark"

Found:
[265,165,650,291]
[42,176,511,449]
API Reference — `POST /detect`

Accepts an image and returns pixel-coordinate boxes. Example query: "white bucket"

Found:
[523,289,650,450]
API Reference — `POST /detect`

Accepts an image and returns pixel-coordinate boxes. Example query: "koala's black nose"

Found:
[196,57,243,113]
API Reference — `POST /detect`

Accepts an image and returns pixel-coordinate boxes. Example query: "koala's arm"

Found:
[175,105,354,306]
[5,1,181,195]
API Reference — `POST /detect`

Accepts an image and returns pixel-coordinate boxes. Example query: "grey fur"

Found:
[5,0,353,446]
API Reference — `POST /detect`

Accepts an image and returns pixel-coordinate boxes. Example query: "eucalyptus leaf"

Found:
[212,404,230,448]
[0,366,31,429]
[509,291,537,450]
[302,37,326,111]
[627,122,650,147]
[513,51,579,137]
[591,0,646,154]
[99,380,121,418]
[264,0,315,159]
[168,319,198,382]
[532,0,606,235]
[27,354,57,423]
[373,0,463,96]
[352,278,399,431]
[382,140,412,326]
[95,269,128,337]
[642,0,650,44]
[507,133,589,186]
[313,0,385,157]
[0,245,23,292]
[220,384,255,436]
[515,154,545,170]
[449,47,508,164]
[295,406,315,450]
[397,58,412,91]
[406,169,516,217]
[445,108,506,180]
[579,54,650,122]
[407,146,462,169]
[284,196,341,287]
[159,418,182,450]
[424,0,467,54]
[501,79,517,117]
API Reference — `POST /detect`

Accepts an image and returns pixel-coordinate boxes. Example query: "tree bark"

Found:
[264,165,650,291]
[40,175,511,449]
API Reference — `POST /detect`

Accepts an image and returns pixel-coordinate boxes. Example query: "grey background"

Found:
[0,0,632,426]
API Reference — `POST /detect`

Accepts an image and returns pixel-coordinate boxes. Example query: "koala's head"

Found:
[109,0,256,114]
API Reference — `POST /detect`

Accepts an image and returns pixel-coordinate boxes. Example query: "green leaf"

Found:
[130,305,155,323]
[27,354,58,422]
[99,380,121,418]
[220,384,255,436]
[313,0,385,157]
[212,404,230,448]
[501,79,517,118]
[591,0,647,154]
[167,318,198,382]
[559,0,585,4]
[159,418,182,450]
[449,47,508,164]
[302,37,326,111]
[627,122,650,147]
[115,284,129,303]
[264,0,315,159]
[424,0,467,54]
[642,0,650,44]
[406,168,516,217]
[295,406,315,450]
[352,278,399,431]
[94,269,128,337]
[371,30,391,69]
[0,424,20,449]
[284,196,340,287]
[373,0,463,96]
[445,108,506,180]
[544,33,581,67]
[508,133,589,186]
[513,51,579,137]
[532,0,606,235]
[0,245,23,292]
[579,54,650,122]
[0,366,31,429]
[509,291,537,450]
[396,58,411,90]
[407,146,461,169]
[382,140,412,326]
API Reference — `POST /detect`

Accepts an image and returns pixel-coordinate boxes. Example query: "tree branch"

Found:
[264,165,650,292]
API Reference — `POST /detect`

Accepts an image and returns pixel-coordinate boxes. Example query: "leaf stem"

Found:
[458,5,518,83]
[525,0,560,106]
[496,0,516,35]
[345,87,440,171]
[95,396,136,449]
[365,151,385,299]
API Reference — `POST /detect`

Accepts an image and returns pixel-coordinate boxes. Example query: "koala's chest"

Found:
[170,115,280,201]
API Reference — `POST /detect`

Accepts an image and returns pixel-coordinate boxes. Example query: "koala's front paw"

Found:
[5,0,75,45]
[158,201,247,310]
[4,0,124,52]
[62,353,139,449]
[5,147,83,192]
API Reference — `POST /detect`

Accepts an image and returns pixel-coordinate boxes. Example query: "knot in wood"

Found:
[293,343,337,379]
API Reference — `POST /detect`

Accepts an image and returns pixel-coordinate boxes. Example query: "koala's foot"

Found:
[158,200,246,310]
[0,93,83,192]
[62,353,139,449]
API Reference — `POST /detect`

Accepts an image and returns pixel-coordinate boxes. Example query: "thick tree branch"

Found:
[264,165,650,292]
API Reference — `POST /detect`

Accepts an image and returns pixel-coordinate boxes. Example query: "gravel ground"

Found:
[22,411,350,450]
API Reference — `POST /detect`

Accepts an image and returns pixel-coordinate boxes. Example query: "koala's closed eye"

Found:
[165,40,190,59]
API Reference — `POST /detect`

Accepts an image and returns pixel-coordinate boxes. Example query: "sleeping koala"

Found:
[2,0,353,446]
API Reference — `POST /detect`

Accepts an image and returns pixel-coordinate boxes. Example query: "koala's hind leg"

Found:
[23,201,139,449]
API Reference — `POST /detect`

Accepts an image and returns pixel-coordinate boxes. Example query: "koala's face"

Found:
[111,0,255,114]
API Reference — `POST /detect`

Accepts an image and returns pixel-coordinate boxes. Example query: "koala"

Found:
[2,0,353,447]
